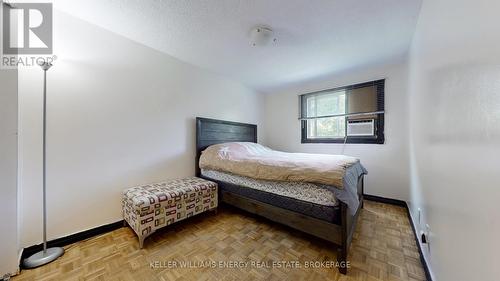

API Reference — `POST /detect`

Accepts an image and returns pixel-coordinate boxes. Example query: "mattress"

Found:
[201,169,341,223]
[199,142,361,188]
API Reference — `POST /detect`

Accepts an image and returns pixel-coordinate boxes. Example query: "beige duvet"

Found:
[199,142,360,188]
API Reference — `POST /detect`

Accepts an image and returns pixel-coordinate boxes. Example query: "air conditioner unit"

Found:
[347,119,375,137]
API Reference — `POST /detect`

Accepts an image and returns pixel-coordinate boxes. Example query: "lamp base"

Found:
[22,247,64,269]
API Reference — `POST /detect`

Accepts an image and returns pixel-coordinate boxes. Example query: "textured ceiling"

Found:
[53,0,422,93]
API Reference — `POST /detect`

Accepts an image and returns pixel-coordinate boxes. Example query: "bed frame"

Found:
[195,117,364,274]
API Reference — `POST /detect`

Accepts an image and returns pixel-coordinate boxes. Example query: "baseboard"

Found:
[406,207,433,281]
[364,194,433,281]
[363,193,406,207]
[20,220,124,267]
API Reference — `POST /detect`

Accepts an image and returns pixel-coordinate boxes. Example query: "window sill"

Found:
[301,137,385,144]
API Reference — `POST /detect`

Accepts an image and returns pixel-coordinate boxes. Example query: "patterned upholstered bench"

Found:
[122,177,218,248]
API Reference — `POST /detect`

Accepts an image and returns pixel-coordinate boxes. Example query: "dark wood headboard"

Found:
[195,117,257,176]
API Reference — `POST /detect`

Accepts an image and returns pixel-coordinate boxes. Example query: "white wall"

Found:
[18,11,264,247]
[263,59,410,200]
[0,3,20,276]
[407,0,500,280]
[0,68,19,277]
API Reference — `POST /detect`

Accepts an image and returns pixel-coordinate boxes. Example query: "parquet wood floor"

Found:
[13,201,426,281]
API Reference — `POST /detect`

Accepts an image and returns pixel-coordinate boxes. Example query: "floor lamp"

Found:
[23,61,65,268]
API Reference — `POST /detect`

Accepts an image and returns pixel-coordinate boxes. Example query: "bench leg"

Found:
[138,231,155,249]
[139,236,146,249]
[212,208,218,215]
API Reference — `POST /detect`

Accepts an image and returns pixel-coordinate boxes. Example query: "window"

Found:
[300,79,385,144]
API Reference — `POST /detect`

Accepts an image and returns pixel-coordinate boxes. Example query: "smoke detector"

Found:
[249,26,277,46]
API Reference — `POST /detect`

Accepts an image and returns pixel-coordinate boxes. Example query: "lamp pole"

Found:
[23,61,65,268]
[42,62,49,253]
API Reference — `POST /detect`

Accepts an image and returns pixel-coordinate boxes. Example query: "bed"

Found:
[195,117,365,274]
